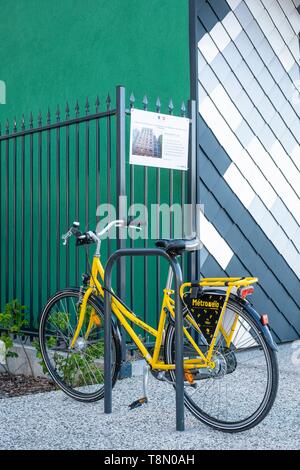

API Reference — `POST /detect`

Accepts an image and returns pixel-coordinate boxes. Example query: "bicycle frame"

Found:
[70,254,258,371]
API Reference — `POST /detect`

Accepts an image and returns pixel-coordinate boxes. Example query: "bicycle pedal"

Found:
[184,371,195,385]
[128,397,148,410]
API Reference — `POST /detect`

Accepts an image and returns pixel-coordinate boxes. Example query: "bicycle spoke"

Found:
[168,300,275,428]
[41,291,116,398]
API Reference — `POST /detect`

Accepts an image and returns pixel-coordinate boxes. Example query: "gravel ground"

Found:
[0,343,299,450]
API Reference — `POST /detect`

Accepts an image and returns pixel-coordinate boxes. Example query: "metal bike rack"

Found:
[104,247,185,431]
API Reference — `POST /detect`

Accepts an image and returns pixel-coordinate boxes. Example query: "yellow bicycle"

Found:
[39,219,278,432]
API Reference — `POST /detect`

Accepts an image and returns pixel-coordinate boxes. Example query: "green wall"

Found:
[0,0,190,332]
[0,0,189,123]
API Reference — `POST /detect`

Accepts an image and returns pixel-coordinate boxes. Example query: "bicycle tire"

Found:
[39,288,122,402]
[164,297,279,432]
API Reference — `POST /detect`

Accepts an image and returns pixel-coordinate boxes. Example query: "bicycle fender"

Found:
[202,288,278,352]
[241,299,278,352]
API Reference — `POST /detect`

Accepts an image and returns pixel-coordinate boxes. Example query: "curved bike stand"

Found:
[104,247,184,431]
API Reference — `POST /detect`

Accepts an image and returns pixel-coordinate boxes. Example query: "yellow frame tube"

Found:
[70,256,258,370]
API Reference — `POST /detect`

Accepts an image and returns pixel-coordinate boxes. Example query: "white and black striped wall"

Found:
[190,0,300,341]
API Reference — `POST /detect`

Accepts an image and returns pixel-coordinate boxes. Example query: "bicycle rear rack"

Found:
[103,247,185,431]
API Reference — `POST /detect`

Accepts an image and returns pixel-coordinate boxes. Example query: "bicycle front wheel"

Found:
[39,288,121,402]
[164,298,278,432]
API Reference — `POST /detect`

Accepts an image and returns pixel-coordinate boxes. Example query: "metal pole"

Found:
[104,248,185,431]
[187,99,197,279]
[172,257,184,431]
[104,260,113,414]
[116,85,127,360]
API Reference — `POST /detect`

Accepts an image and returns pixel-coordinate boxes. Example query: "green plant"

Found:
[33,310,105,386]
[32,338,49,375]
[53,341,104,387]
[0,299,28,359]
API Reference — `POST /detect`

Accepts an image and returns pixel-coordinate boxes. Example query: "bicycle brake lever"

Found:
[62,229,72,246]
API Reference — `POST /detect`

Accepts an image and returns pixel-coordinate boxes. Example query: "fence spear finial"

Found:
[156,97,161,113]
[38,110,42,127]
[29,112,33,129]
[168,98,174,114]
[130,92,135,108]
[56,104,60,122]
[13,117,17,133]
[143,95,148,111]
[21,114,25,130]
[46,107,51,124]
[95,95,100,113]
[65,102,70,120]
[106,93,111,110]
[85,96,90,115]
[75,99,80,117]
[181,101,186,117]
[5,119,9,134]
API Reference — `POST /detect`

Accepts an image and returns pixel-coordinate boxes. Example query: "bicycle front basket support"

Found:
[103,247,185,431]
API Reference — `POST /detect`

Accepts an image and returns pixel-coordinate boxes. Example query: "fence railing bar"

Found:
[85,114,90,272]
[180,98,186,274]
[5,128,9,303]
[85,108,90,227]
[46,110,51,298]
[155,97,162,324]
[56,107,61,291]
[75,102,80,286]
[21,118,25,305]
[29,115,33,326]
[95,107,100,208]
[0,110,116,142]
[130,162,135,310]
[168,99,174,239]
[155,167,161,324]
[142,95,149,339]
[106,111,112,258]
[144,165,149,339]
[13,133,17,298]
[65,118,70,287]
[38,119,42,318]
[181,171,185,277]
[129,93,135,311]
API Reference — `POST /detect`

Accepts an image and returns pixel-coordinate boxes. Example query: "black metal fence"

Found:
[0,86,197,346]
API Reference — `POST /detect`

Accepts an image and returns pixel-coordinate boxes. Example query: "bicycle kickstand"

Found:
[128,364,149,410]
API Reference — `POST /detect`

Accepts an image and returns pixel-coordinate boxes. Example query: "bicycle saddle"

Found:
[155,237,200,256]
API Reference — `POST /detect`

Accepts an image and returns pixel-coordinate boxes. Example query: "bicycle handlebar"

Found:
[61,218,144,246]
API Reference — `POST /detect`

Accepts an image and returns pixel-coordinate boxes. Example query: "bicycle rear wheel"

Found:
[164,298,278,432]
[39,288,121,402]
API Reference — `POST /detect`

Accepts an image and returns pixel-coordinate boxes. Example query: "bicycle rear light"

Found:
[238,286,254,299]
[261,314,269,326]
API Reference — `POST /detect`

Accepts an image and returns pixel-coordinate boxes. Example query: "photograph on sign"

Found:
[129,108,189,171]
